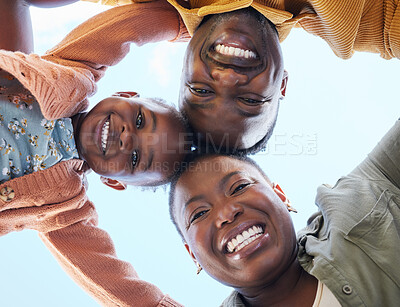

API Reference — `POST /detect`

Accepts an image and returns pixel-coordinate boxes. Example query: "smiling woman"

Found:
[169,120,400,306]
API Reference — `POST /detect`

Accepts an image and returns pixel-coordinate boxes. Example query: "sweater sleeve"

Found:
[43,0,190,82]
[39,219,183,306]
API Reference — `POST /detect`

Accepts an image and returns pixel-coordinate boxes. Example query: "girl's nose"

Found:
[119,125,137,153]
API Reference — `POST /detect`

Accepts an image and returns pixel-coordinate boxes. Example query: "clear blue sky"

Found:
[0,2,399,306]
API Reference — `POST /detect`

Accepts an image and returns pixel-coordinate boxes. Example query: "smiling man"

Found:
[82,0,400,152]
[179,8,287,153]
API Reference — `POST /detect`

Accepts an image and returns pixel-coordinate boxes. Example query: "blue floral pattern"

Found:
[0,69,78,183]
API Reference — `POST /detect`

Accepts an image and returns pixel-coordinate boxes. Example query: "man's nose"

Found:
[215,202,243,228]
[211,68,248,87]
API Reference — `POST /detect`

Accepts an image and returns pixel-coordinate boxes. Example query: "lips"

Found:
[225,224,264,254]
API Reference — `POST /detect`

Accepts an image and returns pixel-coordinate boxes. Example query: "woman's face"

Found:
[172,156,297,289]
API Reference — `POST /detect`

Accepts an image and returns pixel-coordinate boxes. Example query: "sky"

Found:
[0,2,399,306]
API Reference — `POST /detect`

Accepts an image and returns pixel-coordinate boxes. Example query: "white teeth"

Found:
[215,44,257,59]
[231,238,238,247]
[101,119,109,153]
[226,225,264,253]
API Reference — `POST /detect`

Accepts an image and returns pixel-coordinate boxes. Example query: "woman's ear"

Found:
[272,183,297,213]
[100,176,127,191]
[185,243,203,274]
[184,243,197,262]
[272,183,288,202]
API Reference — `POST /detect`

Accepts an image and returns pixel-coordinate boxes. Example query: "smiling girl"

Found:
[0,1,189,305]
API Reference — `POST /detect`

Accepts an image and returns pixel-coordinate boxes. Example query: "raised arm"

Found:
[39,217,183,306]
[43,0,189,81]
[0,1,189,120]
[0,0,34,53]
[0,0,79,53]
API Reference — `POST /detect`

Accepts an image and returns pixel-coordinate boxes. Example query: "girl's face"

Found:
[75,94,188,186]
[172,156,297,289]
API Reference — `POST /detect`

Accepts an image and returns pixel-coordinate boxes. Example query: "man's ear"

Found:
[100,176,127,191]
[280,70,289,98]
[112,91,139,98]
[184,242,197,263]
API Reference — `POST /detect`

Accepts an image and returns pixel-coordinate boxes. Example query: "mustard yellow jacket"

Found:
[83,0,400,60]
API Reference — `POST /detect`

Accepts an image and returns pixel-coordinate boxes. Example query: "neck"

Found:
[237,259,318,307]
[71,112,86,159]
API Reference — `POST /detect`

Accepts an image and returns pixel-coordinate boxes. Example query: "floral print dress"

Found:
[0,69,78,184]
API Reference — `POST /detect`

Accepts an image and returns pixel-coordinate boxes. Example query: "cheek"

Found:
[92,158,128,175]
[186,226,211,261]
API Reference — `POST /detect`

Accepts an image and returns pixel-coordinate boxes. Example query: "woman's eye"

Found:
[231,183,251,195]
[131,150,139,168]
[136,112,143,129]
[190,210,209,224]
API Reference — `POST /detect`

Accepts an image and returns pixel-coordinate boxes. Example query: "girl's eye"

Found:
[231,183,251,195]
[189,87,213,96]
[131,150,139,168]
[190,210,209,224]
[136,111,143,129]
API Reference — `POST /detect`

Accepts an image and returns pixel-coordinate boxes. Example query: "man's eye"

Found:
[231,183,251,195]
[239,97,265,105]
[136,111,143,129]
[190,210,209,224]
[131,150,139,168]
[189,87,213,96]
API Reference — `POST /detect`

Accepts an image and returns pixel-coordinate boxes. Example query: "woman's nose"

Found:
[211,68,248,87]
[215,202,243,228]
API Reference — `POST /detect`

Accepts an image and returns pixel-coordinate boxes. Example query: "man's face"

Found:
[172,156,297,289]
[179,8,287,150]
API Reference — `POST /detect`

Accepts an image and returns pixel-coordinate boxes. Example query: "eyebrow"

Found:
[183,171,242,208]
[151,110,157,132]
[219,171,242,190]
[185,97,261,117]
[184,194,206,209]
[144,148,154,172]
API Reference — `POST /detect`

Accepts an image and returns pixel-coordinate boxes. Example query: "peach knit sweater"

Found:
[85,0,400,60]
[0,1,187,306]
